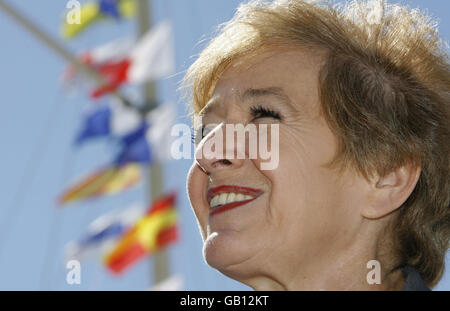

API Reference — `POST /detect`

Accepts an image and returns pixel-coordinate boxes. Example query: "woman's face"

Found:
[187,48,371,285]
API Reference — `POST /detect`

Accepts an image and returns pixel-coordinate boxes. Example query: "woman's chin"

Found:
[202,230,257,279]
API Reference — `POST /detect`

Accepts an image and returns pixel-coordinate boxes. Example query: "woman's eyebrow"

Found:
[241,87,296,111]
[240,87,290,102]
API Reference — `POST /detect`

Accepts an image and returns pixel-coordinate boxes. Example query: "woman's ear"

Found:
[361,162,421,219]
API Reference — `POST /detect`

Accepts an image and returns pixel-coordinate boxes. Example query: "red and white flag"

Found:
[64,21,174,98]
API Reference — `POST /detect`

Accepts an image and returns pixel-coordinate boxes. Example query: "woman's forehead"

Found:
[192,46,326,116]
[203,50,319,103]
[226,46,322,75]
[215,47,325,91]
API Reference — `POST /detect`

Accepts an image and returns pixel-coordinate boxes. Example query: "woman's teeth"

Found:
[210,192,254,208]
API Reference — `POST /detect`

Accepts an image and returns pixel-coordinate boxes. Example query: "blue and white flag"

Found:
[115,104,176,165]
[75,99,142,145]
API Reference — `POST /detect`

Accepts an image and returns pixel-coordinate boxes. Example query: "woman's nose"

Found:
[194,123,245,174]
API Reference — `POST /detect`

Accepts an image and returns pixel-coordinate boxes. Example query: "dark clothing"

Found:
[401,266,430,291]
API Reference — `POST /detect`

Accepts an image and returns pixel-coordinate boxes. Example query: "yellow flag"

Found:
[62,0,137,39]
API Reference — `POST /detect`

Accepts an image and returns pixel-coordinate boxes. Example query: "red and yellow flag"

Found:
[58,163,141,205]
[104,192,178,274]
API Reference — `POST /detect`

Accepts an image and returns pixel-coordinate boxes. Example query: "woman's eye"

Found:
[191,107,280,145]
[250,105,282,121]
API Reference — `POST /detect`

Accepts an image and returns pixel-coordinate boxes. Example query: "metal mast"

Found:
[136,0,169,285]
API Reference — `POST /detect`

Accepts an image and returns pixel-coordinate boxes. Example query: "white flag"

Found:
[128,20,175,83]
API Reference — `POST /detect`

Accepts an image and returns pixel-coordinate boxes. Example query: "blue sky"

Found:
[0,0,448,290]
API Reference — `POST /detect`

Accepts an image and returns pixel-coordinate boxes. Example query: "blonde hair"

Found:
[183,0,450,287]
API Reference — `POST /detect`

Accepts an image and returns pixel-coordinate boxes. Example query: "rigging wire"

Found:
[0,88,65,262]
[39,28,102,290]
[38,126,76,290]
[45,25,100,291]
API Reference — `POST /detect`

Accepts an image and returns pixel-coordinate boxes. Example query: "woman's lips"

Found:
[207,185,263,216]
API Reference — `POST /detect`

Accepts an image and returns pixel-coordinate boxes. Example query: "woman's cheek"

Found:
[187,163,210,240]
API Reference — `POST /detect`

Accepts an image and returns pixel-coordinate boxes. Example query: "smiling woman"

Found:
[183,0,449,291]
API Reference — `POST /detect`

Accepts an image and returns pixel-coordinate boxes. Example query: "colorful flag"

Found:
[62,0,137,39]
[65,204,144,261]
[90,21,174,98]
[63,21,174,97]
[114,104,176,165]
[62,37,134,89]
[99,0,123,19]
[89,60,131,97]
[75,99,142,145]
[75,104,111,144]
[58,163,141,205]
[104,192,178,274]
[83,37,134,64]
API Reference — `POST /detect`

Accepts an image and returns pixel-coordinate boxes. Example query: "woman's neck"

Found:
[241,222,404,290]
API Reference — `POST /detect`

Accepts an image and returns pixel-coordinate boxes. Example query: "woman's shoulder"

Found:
[401,266,430,291]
